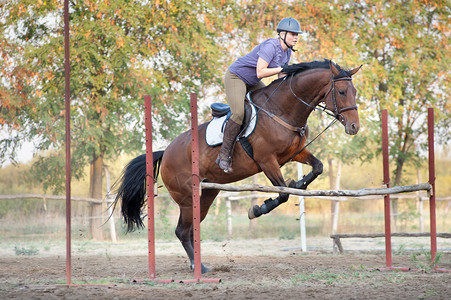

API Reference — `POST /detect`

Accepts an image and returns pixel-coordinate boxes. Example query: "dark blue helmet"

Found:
[277,17,302,34]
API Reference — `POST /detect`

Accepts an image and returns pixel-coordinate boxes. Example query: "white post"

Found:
[331,161,341,234]
[226,198,232,237]
[298,163,307,252]
[104,166,117,242]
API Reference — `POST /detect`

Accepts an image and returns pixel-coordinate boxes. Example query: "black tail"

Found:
[113,150,164,232]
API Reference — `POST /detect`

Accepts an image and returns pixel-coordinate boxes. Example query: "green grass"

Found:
[410,248,443,271]
[14,246,39,256]
[290,270,373,285]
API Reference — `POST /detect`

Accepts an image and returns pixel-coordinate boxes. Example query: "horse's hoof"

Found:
[248,205,262,219]
[190,263,211,274]
[286,179,297,188]
[201,264,211,274]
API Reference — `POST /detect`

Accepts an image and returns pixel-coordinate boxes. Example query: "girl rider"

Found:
[217,17,302,173]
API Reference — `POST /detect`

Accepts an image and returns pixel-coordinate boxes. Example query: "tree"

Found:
[231,0,450,231]
[0,0,234,239]
[343,0,450,229]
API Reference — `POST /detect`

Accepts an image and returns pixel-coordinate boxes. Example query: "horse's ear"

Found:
[350,65,363,76]
[329,60,340,76]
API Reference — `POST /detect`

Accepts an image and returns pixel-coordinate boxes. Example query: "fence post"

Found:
[381,109,392,268]
[190,93,202,280]
[144,95,156,279]
[428,108,437,263]
[104,166,117,242]
[64,0,72,285]
[226,198,232,237]
[298,163,307,252]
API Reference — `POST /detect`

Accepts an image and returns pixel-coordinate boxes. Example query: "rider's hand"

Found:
[281,64,298,74]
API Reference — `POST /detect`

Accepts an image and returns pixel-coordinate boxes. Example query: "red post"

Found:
[381,110,392,267]
[190,93,202,280]
[144,95,156,279]
[64,0,72,285]
[428,108,437,263]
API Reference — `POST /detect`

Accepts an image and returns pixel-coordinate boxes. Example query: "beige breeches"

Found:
[224,69,266,124]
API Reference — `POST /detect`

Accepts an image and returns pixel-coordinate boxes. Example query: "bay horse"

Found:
[114,59,361,273]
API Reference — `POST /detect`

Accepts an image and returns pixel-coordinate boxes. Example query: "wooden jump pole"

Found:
[428,108,437,263]
[182,93,220,283]
[142,94,219,283]
[64,0,72,285]
[190,93,202,280]
[144,95,156,279]
[381,109,392,267]
[143,96,173,283]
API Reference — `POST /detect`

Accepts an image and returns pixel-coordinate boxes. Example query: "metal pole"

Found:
[64,0,71,285]
[190,93,202,280]
[297,163,307,252]
[144,95,156,279]
[381,109,392,267]
[428,108,437,263]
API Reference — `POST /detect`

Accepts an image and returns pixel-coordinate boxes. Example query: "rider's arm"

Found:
[256,57,283,79]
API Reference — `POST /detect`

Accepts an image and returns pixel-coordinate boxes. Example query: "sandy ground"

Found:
[1,238,450,299]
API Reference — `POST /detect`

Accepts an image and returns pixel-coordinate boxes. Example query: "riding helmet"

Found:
[277,17,302,34]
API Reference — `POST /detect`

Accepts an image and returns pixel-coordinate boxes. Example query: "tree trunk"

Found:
[89,154,104,240]
[392,156,405,232]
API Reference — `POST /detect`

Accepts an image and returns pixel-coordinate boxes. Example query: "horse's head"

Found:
[325,61,362,135]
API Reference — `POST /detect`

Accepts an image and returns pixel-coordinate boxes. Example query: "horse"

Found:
[114,59,362,273]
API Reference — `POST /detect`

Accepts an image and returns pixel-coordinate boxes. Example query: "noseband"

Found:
[289,74,357,121]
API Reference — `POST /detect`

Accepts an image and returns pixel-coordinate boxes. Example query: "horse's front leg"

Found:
[248,159,290,219]
[289,148,323,190]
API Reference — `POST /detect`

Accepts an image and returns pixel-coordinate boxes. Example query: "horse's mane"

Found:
[270,59,350,86]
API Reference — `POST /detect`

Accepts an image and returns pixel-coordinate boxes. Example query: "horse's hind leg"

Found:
[175,188,219,274]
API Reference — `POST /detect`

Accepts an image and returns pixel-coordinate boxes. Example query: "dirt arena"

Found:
[1,239,450,299]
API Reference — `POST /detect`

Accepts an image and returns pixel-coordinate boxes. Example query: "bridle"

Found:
[289,73,357,123]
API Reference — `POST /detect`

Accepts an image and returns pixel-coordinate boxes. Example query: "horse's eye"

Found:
[338,90,346,96]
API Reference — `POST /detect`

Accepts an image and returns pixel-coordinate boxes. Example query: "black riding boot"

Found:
[216,119,241,173]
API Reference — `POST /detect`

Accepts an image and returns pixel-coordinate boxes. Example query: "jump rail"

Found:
[331,232,451,255]
[200,182,432,197]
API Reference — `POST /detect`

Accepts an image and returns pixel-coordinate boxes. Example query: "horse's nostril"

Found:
[349,123,359,134]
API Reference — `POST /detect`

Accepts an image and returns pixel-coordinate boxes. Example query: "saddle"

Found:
[206,94,257,158]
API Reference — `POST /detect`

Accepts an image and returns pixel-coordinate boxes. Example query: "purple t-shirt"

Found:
[228,38,291,86]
